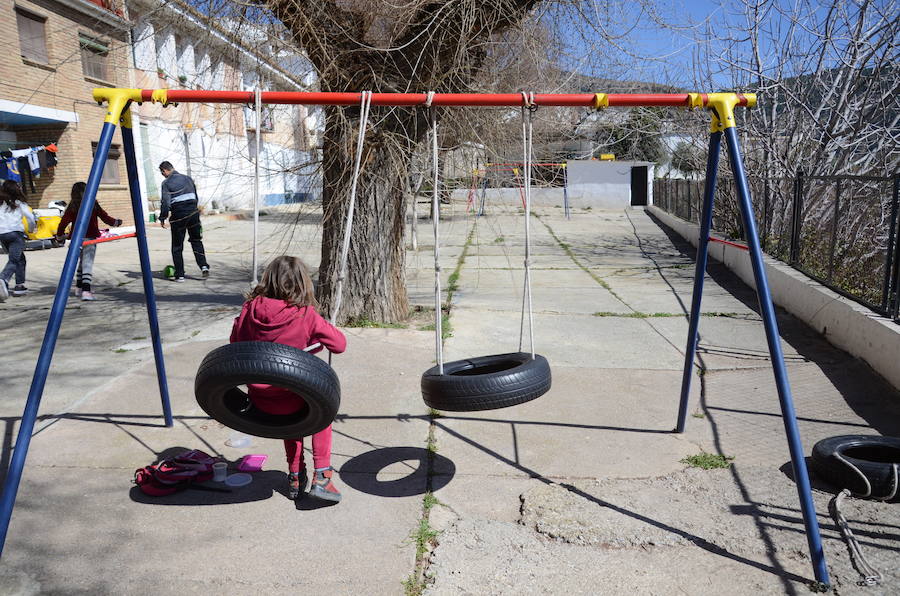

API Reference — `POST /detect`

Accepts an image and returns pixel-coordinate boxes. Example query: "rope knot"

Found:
[520,91,535,109]
[425,91,435,108]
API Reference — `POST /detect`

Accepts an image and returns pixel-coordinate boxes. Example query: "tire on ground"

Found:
[421,352,551,412]
[811,434,900,501]
[195,341,340,439]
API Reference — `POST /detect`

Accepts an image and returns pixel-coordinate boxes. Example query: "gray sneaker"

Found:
[0,279,8,302]
[11,285,27,296]
[201,267,209,278]
[174,277,186,283]
[308,467,342,503]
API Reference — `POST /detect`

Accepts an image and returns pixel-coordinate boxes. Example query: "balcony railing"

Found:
[654,172,900,323]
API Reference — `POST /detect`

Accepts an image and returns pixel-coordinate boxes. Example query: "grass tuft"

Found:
[419,312,453,340]
[681,452,734,469]
[345,317,407,329]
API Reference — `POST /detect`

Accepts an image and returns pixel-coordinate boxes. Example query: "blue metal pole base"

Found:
[0,121,119,556]
[723,126,830,587]
[121,118,173,427]
[675,131,722,433]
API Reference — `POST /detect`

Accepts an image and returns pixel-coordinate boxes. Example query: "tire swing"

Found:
[811,434,900,501]
[810,435,899,586]
[195,91,375,439]
[420,92,551,412]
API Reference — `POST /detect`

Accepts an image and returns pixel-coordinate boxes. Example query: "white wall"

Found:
[132,19,156,71]
[566,160,652,208]
[140,120,319,211]
[649,205,900,392]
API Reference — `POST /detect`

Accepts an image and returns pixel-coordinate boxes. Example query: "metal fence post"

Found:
[889,175,900,320]
[827,179,841,284]
[762,175,770,249]
[790,170,804,265]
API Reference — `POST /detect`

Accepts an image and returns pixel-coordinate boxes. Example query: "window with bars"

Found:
[91,142,121,184]
[16,9,48,64]
[80,35,110,82]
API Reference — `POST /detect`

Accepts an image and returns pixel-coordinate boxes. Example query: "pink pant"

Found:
[248,386,333,473]
[284,424,333,473]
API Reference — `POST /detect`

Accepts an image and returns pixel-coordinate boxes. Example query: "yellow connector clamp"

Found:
[703,92,757,133]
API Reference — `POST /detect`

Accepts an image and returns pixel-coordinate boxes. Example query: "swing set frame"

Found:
[468,162,569,217]
[0,87,831,590]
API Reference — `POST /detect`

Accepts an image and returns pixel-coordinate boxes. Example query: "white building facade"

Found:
[125,0,321,215]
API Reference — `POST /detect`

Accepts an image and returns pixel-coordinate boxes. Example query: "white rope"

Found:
[251,86,262,285]
[330,90,372,325]
[830,489,882,586]
[518,92,536,358]
[425,91,435,108]
[834,450,899,501]
[429,101,444,374]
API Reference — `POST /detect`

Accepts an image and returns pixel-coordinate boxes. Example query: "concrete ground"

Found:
[0,202,898,595]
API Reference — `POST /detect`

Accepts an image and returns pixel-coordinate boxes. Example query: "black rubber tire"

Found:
[811,434,900,500]
[421,352,551,412]
[195,342,340,439]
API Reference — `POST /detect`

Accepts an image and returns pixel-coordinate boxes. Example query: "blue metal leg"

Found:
[675,131,722,433]
[0,121,118,556]
[723,126,830,587]
[121,116,173,427]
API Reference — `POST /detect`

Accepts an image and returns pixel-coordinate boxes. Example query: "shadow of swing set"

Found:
[0,88,832,589]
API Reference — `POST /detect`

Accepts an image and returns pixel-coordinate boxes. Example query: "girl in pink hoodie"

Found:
[230,256,346,502]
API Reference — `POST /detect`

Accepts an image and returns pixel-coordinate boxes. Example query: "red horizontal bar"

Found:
[485,163,565,167]
[708,236,748,251]
[83,232,136,246]
[140,90,749,108]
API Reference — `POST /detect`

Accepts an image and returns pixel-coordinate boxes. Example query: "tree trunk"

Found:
[317,107,416,323]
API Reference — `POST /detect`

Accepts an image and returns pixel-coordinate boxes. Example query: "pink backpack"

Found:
[134,449,217,496]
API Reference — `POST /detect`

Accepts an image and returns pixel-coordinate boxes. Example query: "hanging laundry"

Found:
[44,144,59,170]
[17,157,35,193]
[27,147,43,178]
[1,155,21,182]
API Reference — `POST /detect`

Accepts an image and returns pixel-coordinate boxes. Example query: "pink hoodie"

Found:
[230,296,346,414]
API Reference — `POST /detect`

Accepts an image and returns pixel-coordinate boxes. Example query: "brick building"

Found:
[1,0,135,222]
[2,0,321,224]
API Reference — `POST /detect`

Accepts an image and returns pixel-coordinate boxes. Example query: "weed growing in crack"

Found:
[681,452,734,469]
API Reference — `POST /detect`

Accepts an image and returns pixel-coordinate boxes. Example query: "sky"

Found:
[558,0,735,88]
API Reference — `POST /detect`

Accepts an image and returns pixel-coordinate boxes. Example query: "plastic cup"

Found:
[212,462,228,482]
[225,432,251,448]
